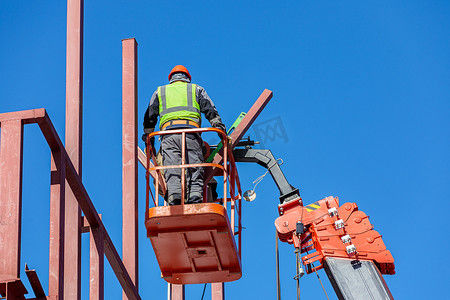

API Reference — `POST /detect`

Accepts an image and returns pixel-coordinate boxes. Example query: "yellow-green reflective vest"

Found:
[157,81,201,129]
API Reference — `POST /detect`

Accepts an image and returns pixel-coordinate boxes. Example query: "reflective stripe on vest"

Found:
[158,82,201,128]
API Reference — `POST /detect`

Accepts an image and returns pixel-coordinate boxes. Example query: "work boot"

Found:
[187,191,203,204]
[167,194,181,206]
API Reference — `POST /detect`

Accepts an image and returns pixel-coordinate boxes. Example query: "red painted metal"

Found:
[0,279,27,300]
[211,282,224,300]
[80,215,105,299]
[0,109,45,124]
[62,133,141,300]
[170,284,184,300]
[145,204,241,284]
[275,197,395,275]
[181,132,186,205]
[48,149,66,298]
[64,0,84,298]
[0,119,24,279]
[122,38,139,299]
[144,127,242,286]
[145,127,230,206]
[90,226,104,300]
[25,264,46,298]
[204,89,273,184]
[0,108,141,300]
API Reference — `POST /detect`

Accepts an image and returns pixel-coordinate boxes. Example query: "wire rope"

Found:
[276,230,281,300]
[294,249,301,300]
[312,265,330,300]
[251,158,284,192]
[200,283,207,300]
[305,249,330,300]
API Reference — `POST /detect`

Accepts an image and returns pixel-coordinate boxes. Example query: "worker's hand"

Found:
[210,117,226,139]
[141,134,155,149]
[216,128,226,141]
[142,128,155,148]
[214,122,226,132]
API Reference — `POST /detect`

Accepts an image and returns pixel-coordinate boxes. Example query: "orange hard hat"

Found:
[168,65,191,81]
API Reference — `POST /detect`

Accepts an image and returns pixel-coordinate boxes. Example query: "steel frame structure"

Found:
[0,109,140,299]
[0,0,141,298]
[0,0,276,298]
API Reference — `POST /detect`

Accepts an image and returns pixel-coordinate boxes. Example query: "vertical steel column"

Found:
[122,38,139,299]
[211,283,224,300]
[90,226,104,300]
[171,284,185,300]
[0,120,24,279]
[49,150,66,298]
[64,0,84,298]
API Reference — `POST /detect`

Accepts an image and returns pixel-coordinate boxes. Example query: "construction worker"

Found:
[143,65,226,205]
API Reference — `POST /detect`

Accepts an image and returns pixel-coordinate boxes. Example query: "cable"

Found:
[312,266,330,300]
[276,230,281,300]
[200,283,207,300]
[304,248,330,300]
[294,249,301,300]
[251,158,284,191]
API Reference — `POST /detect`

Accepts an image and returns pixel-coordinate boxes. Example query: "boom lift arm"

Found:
[232,148,300,203]
[232,138,395,299]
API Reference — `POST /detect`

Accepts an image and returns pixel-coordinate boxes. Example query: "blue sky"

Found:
[1,1,449,299]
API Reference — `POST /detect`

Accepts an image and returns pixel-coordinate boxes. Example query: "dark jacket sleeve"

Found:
[196,85,225,129]
[143,90,159,133]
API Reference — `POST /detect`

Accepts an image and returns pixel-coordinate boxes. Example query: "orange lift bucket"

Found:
[144,128,243,285]
[145,203,241,284]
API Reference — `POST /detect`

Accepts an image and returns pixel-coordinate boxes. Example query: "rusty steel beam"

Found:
[80,215,105,300]
[122,38,139,299]
[0,108,141,299]
[64,0,84,298]
[0,109,45,125]
[0,119,24,279]
[1,279,27,300]
[48,149,66,298]
[81,215,102,233]
[204,89,273,184]
[80,214,105,300]
[40,114,140,299]
[211,283,224,300]
[171,284,185,300]
[25,264,46,298]
[64,170,141,300]
[0,107,140,299]
[90,226,104,300]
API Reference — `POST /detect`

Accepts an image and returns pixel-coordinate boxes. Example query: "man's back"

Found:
[142,65,225,205]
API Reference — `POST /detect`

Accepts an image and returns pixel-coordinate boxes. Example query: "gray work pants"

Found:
[161,133,204,204]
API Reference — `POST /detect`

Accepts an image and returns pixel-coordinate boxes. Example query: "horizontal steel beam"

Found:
[0,109,46,125]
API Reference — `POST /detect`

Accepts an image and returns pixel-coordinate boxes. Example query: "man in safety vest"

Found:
[143,65,226,205]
